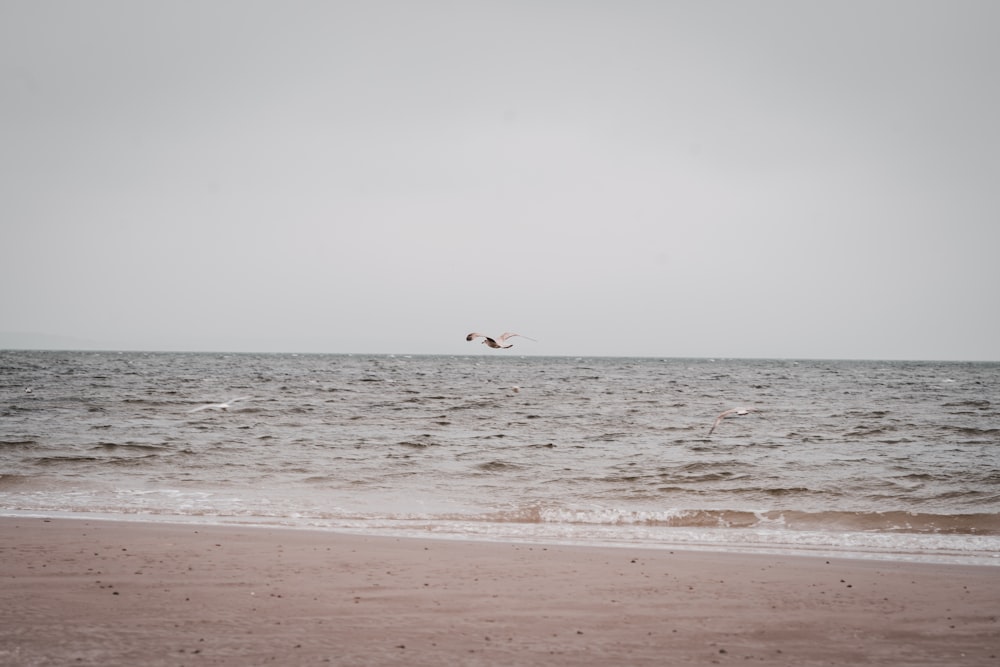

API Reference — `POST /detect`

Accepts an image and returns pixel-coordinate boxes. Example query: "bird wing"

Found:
[707,408,739,435]
[189,397,251,413]
[707,407,761,434]
[498,332,536,342]
[707,414,725,435]
[466,332,486,341]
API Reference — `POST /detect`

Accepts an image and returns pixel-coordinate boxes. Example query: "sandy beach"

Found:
[1,517,997,666]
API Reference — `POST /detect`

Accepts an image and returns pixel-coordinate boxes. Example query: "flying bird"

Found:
[187,396,253,413]
[708,407,761,435]
[465,332,536,349]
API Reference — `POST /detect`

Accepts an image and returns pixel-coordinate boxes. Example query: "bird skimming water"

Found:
[708,407,761,435]
[187,396,253,413]
[466,332,536,349]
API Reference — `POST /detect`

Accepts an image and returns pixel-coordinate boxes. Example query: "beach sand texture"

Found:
[1,518,997,666]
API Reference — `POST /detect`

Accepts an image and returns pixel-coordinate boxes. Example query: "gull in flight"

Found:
[187,396,252,413]
[466,332,536,349]
[708,407,761,435]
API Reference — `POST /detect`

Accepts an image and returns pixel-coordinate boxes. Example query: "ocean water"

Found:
[2,350,998,564]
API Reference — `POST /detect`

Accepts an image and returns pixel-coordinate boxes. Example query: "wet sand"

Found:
[1,517,997,666]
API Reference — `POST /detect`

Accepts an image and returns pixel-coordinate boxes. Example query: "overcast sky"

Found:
[2,1,998,360]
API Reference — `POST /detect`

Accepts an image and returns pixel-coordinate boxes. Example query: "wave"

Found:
[0,439,38,449]
[942,400,991,409]
[89,442,169,452]
[474,505,1000,536]
[33,455,106,465]
[942,425,1000,437]
[3,495,997,566]
[397,440,436,449]
[476,460,524,473]
[0,474,39,490]
[30,450,165,467]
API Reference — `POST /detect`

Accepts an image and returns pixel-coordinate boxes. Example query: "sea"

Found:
[2,350,998,565]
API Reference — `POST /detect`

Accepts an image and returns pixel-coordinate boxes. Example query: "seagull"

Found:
[187,396,252,413]
[465,332,536,349]
[708,407,761,435]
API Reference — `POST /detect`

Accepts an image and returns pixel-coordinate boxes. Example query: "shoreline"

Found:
[2,516,998,666]
[4,509,998,568]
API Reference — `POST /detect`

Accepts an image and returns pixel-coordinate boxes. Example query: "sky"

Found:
[2,1,998,360]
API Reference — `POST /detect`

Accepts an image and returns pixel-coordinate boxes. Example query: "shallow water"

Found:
[2,351,998,563]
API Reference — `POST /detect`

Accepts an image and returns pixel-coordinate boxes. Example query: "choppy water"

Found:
[2,350,998,563]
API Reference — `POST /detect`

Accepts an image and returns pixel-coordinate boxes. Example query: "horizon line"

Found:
[1,345,996,364]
